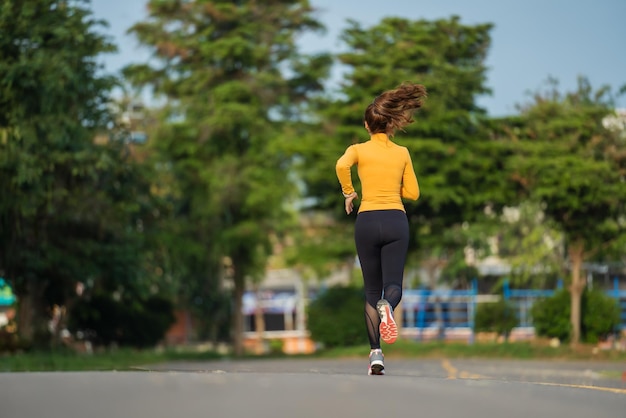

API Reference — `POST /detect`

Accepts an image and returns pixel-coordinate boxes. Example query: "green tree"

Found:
[0,0,164,346]
[499,77,626,344]
[123,0,329,355]
[496,201,566,289]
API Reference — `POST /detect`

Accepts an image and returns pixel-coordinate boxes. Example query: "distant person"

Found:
[335,82,425,375]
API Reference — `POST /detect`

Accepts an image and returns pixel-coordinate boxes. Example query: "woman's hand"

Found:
[344,192,358,214]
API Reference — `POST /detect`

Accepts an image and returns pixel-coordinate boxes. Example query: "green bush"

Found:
[581,289,621,344]
[307,285,368,348]
[531,289,571,342]
[531,288,620,343]
[474,299,518,338]
[268,339,284,354]
[69,293,176,348]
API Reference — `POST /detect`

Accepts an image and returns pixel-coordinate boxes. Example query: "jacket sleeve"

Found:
[401,148,419,200]
[335,145,358,196]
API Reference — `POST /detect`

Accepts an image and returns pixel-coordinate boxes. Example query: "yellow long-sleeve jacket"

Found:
[335,133,419,214]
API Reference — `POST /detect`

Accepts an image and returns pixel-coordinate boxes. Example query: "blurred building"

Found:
[93,99,150,148]
[120,101,149,145]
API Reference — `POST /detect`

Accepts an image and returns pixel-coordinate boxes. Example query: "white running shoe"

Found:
[368,349,385,375]
[376,299,398,344]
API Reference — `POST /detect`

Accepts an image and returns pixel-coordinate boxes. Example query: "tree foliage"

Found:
[496,202,566,288]
[498,77,626,343]
[69,292,176,348]
[123,0,330,354]
[0,0,170,348]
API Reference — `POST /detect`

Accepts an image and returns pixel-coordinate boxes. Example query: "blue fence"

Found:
[401,278,626,339]
[608,280,626,330]
[502,280,561,328]
[401,280,478,341]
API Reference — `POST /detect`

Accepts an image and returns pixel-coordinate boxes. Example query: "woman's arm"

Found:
[335,145,358,197]
[401,148,419,200]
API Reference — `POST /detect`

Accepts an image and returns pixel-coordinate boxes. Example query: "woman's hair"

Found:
[364,82,427,136]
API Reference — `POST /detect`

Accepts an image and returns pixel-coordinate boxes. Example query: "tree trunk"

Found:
[15,277,51,348]
[230,260,247,356]
[568,240,585,345]
[295,278,307,333]
[254,284,265,354]
[16,289,35,343]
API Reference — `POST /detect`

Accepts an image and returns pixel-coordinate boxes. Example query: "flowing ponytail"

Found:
[364,82,427,136]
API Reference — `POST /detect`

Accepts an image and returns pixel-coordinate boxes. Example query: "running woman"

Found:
[335,82,425,375]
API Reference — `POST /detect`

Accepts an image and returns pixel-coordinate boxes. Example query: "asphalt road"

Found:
[2,358,625,418]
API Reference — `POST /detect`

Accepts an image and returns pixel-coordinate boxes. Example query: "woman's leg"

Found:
[354,211,384,349]
[355,210,410,348]
[380,211,409,308]
[376,211,409,344]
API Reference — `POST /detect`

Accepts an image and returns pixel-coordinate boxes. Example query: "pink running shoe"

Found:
[376,299,398,344]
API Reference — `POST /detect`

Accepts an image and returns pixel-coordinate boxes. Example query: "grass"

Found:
[318,339,626,362]
[2,339,625,372]
[1,347,222,372]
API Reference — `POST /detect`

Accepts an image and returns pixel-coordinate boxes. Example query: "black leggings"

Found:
[354,210,409,348]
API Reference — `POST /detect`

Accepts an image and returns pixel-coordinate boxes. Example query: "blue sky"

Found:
[90,0,626,116]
